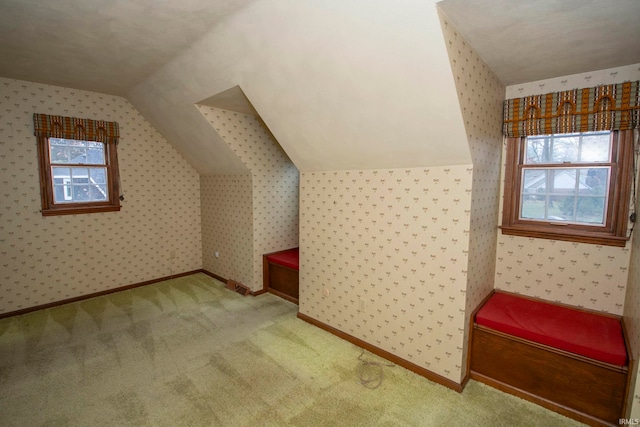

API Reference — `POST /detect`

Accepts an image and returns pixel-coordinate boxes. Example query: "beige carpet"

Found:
[0,273,583,426]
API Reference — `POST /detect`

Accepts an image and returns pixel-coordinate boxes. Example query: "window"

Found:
[501,130,633,246]
[34,114,121,216]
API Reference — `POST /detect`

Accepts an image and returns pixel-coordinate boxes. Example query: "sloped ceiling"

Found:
[127,0,470,173]
[438,0,640,85]
[0,0,256,95]
[1,0,639,174]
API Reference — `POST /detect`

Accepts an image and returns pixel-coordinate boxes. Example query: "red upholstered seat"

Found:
[475,292,627,367]
[266,248,299,270]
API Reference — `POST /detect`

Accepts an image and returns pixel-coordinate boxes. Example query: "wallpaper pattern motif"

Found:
[0,77,202,314]
[438,11,506,379]
[299,167,473,383]
[198,106,299,290]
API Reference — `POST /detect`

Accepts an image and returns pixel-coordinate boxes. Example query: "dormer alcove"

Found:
[197,86,300,292]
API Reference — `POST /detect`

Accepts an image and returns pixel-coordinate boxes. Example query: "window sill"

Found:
[500,224,629,247]
[41,205,121,216]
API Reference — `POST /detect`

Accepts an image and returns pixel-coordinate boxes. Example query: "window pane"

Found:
[521,194,546,220]
[525,132,611,165]
[89,184,108,201]
[579,168,608,196]
[525,136,550,163]
[48,138,105,165]
[50,145,69,162]
[52,167,72,203]
[87,148,105,164]
[69,146,87,163]
[550,135,579,163]
[549,195,575,221]
[53,184,67,203]
[89,168,107,184]
[522,169,546,193]
[580,133,610,162]
[74,185,90,201]
[576,197,606,224]
[52,167,71,180]
[548,169,576,194]
[72,168,89,183]
[52,166,109,203]
[520,166,609,225]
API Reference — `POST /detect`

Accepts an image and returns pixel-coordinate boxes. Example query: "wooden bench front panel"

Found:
[471,327,626,425]
[267,263,299,303]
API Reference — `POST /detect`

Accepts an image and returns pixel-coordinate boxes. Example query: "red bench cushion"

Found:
[266,248,299,270]
[476,292,627,366]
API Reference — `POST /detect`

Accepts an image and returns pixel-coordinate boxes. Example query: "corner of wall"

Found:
[437,8,506,382]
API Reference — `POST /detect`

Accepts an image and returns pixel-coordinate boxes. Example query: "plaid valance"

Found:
[503,81,640,137]
[33,114,119,143]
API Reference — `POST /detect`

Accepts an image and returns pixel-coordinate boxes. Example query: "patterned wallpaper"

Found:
[505,63,640,99]
[496,64,640,315]
[627,211,640,417]
[438,10,506,379]
[197,106,299,291]
[298,14,505,385]
[496,236,630,314]
[299,166,473,383]
[200,174,253,287]
[0,77,202,314]
[625,147,640,417]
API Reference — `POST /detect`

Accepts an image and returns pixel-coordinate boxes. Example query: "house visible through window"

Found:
[34,114,121,216]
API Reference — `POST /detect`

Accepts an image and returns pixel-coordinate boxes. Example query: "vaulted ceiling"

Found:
[0,0,256,95]
[1,0,638,174]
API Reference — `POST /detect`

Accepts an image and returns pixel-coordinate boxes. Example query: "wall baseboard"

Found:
[200,270,227,284]
[0,269,272,319]
[200,270,266,296]
[0,269,206,319]
[297,311,464,393]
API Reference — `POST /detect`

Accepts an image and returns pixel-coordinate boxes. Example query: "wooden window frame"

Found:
[37,136,121,216]
[501,130,633,247]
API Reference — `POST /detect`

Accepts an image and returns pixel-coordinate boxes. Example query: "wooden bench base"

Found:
[470,325,632,426]
[263,250,299,304]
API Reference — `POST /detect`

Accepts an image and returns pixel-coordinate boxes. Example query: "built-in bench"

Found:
[470,291,633,427]
[263,248,299,304]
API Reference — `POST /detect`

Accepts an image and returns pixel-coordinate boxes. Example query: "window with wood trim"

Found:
[501,81,639,246]
[34,114,121,216]
[501,130,633,246]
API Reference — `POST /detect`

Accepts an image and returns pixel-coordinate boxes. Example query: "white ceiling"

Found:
[438,0,640,85]
[0,0,256,95]
[0,0,638,99]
